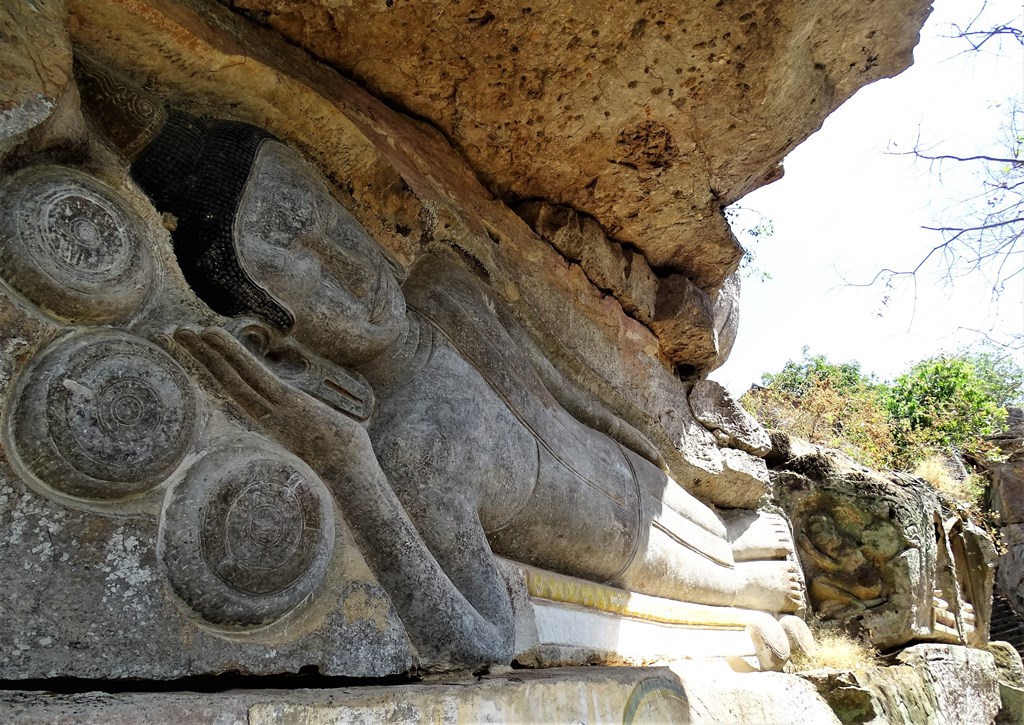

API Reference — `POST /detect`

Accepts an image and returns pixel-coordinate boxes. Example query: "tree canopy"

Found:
[742,348,1023,471]
[743,349,894,469]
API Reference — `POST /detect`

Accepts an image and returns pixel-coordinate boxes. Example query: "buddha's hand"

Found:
[172,326,370,461]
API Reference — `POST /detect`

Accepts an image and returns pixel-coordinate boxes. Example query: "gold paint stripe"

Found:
[521,564,752,630]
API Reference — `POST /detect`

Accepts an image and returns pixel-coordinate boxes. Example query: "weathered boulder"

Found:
[710,272,741,373]
[803,644,1001,725]
[771,434,994,650]
[650,274,718,373]
[989,641,1024,725]
[687,445,771,510]
[1008,406,1024,437]
[988,640,1024,686]
[990,409,1024,525]
[994,460,1024,526]
[987,413,1019,528]
[514,201,657,324]
[986,409,1024,631]
[225,0,931,299]
[689,379,771,456]
[0,0,81,158]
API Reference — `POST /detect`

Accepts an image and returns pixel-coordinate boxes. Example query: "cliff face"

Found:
[55,0,931,506]
[6,1,1019,720]
[225,0,930,292]
[219,0,932,378]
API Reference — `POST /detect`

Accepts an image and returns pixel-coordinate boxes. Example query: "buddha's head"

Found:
[129,110,407,368]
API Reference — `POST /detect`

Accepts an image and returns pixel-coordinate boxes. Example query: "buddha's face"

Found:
[235,141,407,367]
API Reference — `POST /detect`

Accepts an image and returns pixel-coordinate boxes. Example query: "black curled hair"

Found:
[131,110,294,330]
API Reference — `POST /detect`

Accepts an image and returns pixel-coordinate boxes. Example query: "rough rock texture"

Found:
[0,0,973,712]
[690,379,771,455]
[225,0,931,296]
[696,446,771,510]
[1,665,845,724]
[709,271,741,373]
[999,524,1024,617]
[0,0,80,158]
[770,434,994,650]
[650,273,719,372]
[988,408,1024,535]
[803,644,1001,725]
[11,651,1006,725]
[0,0,815,679]
[0,391,414,679]
[515,201,658,324]
[987,410,1024,659]
[989,409,1024,525]
[995,461,1024,527]
[988,641,1024,724]
[5,654,1006,724]
[66,0,778,509]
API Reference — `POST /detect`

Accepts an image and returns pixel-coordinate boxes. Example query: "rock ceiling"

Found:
[228,0,931,291]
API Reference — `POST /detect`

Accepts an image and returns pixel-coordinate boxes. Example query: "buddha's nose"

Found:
[350,276,371,298]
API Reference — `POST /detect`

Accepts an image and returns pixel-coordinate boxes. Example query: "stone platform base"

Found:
[503,560,781,670]
[1,664,838,725]
[3,644,1011,724]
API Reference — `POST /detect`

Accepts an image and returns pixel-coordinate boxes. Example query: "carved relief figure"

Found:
[796,509,893,616]
[16,64,803,669]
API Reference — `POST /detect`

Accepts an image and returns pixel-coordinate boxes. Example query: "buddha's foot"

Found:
[779,614,817,660]
[726,511,796,562]
[733,560,805,613]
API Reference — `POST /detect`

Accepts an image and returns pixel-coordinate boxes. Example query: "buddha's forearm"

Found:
[301,428,515,666]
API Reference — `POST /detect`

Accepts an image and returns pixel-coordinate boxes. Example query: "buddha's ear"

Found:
[225,317,281,356]
[379,247,408,284]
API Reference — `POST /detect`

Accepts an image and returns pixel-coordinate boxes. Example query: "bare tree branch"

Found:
[890,150,1023,166]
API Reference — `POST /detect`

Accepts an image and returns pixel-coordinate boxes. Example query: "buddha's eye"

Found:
[239,235,321,299]
[299,231,371,298]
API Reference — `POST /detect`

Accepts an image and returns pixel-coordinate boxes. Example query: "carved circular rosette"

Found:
[0,166,154,323]
[9,330,199,500]
[159,441,336,628]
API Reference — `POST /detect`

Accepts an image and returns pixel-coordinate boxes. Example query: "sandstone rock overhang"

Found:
[224,0,932,292]
[53,0,931,506]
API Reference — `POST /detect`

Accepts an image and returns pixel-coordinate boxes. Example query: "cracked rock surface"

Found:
[225,0,930,297]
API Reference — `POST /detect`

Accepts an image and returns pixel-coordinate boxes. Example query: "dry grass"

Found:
[791,627,878,672]
[913,455,985,508]
[741,382,895,471]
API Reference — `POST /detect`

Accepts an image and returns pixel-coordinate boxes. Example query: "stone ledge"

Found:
[0,664,839,724]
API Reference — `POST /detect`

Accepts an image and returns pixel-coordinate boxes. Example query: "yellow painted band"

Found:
[521,564,754,630]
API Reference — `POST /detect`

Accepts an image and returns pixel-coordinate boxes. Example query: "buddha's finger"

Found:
[199,326,286,405]
[173,327,274,417]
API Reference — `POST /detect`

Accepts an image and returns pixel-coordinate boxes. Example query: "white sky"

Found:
[715,0,1024,396]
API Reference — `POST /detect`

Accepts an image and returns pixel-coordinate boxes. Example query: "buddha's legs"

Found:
[492,438,803,612]
[623,444,803,611]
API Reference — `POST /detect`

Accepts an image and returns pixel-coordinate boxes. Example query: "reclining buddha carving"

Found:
[0,58,805,675]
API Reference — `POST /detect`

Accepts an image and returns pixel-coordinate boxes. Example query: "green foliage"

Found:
[886,353,1018,466]
[761,348,877,396]
[743,348,1024,472]
[969,350,1024,407]
[742,349,895,469]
